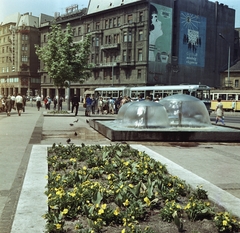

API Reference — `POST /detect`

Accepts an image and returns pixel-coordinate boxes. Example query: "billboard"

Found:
[148,3,172,83]
[178,11,206,67]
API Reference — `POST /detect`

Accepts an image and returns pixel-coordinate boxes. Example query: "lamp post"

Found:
[219,33,230,87]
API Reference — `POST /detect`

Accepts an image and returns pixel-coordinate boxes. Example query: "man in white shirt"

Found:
[15,93,23,116]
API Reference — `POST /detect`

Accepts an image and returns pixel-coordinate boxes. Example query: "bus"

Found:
[210,89,240,111]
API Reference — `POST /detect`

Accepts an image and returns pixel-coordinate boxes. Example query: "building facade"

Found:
[0,13,41,97]
[38,0,237,100]
[2,0,236,99]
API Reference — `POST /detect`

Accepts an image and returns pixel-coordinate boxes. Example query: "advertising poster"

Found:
[178,11,206,67]
[148,3,172,83]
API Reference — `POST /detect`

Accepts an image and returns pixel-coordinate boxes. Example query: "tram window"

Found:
[183,90,190,95]
[173,90,181,95]
[112,91,118,98]
[219,94,226,100]
[213,94,218,100]
[228,94,236,100]
[102,91,107,97]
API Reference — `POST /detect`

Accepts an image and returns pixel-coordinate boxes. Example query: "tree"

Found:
[35,23,91,110]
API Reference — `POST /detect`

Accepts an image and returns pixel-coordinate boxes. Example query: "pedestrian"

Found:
[15,93,24,116]
[231,99,236,112]
[11,94,16,107]
[91,97,96,114]
[53,96,57,110]
[47,96,52,110]
[36,95,42,111]
[22,95,27,112]
[215,98,225,125]
[71,94,80,116]
[59,96,63,111]
[5,95,12,116]
[44,97,48,109]
[108,97,115,114]
[85,95,92,116]
[98,97,103,114]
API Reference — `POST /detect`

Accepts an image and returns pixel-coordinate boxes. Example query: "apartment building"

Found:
[0,13,41,97]
[37,0,236,99]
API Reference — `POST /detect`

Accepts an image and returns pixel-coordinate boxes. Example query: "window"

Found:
[123,32,127,42]
[109,19,112,28]
[92,37,95,46]
[127,14,133,24]
[105,19,109,29]
[139,11,143,22]
[96,22,100,30]
[123,50,127,62]
[138,49,143,61]
[138,30,143,41]
[113,18,117,27]
[87,24,90,33]
[137,69,142,79]
[117,17,121,26]
[113,34,117,43]
[235,79,239,88]
[43,35,47,42]
[128,49,131,62]
[22,55,28,62]
[96,37,99,46]
[73,28,76,36]
[128,31,132,42]
[78,27,81,35]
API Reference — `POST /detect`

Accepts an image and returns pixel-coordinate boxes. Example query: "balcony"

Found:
[92,62,119,69]
[100,43,120,51]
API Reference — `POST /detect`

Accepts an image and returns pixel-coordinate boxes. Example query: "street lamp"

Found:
[219,33,230,87]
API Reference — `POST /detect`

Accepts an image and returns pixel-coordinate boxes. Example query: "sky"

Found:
[0,0,239,27]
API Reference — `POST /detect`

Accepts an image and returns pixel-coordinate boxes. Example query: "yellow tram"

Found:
[210,89,240,111]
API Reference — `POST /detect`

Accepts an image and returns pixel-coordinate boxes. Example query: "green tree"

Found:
[35,23,91,110]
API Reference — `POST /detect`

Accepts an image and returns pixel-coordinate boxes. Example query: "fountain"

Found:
[89,94,240,142]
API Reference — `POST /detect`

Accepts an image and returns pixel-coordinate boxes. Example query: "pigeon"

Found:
[66,138,71,143]
[70,123,74,126]
[73,119,78,123]
[86,119,89,123]
[74,132,77,136]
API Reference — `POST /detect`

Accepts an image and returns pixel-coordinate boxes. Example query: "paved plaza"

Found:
[0,102,240,232]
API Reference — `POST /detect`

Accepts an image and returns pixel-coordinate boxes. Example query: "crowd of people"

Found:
[0,94,27,116]
[82,94,161,117]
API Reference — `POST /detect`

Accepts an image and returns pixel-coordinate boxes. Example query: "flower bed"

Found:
[44,144,240,233]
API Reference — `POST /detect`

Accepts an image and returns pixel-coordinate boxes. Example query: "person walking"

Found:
[22,95,27,112]
[215,98,225,125]
[5,95,12,116]
[71,94,80,116]
[15,93,23,116]
[36,95,42,111]
[85,95,92,116]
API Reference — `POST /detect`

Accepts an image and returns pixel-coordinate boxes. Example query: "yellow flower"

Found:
[114,207,120,216]
[121,229,126,233]
[143,169,148,174]
[144,197,151,206]
[83,166,87,170]
[101,203,107,210]
[55,223,61,230]
[123,199,129,206]
[128,184,134,188]
[62,208,68,215]
[222,220,228,226]
[98,208,104,215]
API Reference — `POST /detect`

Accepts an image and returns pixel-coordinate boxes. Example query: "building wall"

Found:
[0,13,41,97]
[35,0,238,99]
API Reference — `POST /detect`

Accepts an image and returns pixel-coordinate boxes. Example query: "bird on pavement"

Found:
[73,119,78,123]
[86,119,89,123]
[74,132,77,136]
[66,138,71,143]
[70,123,74,126]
